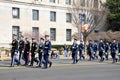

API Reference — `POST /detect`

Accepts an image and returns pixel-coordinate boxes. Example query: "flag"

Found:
[81,24,90,32]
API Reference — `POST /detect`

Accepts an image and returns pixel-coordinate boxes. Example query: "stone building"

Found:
[0,0,106,47]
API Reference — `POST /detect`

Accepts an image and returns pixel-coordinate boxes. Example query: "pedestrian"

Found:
[87,40,94,61]
[37,38,44,67]
[99,39,105,62]
[43,35,52,69]
[110,39,118,63]
[79,41,85,60]
[63,44,69,58]
[71,38,78,64]
[30,38,38,66]
[10,34,20,67]
[23,37,30,66]
[18,35,24,63]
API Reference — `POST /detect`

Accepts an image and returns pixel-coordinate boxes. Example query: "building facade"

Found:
[0,0,106,47]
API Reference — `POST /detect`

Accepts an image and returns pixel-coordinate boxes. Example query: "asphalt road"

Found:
[0,59,120,80]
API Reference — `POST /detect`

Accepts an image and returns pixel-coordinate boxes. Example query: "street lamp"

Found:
[19,31,22,40]
[79,13,85,41]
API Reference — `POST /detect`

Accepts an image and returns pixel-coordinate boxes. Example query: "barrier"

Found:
[0,47,10,61]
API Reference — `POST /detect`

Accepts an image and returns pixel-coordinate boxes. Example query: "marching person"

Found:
[105,42,110,60]
[18,35,24,63]
[87,40,94,61]
[10,34,20,67]
[79,41,85,60]
[23,37,30,66]
[30,38,38,66]
[93,41,98,60]
[71,38,78,64]
[110,39,118,63]
[37,38,44,67]
[118,43,120,61]
[99,39,105,62]
[43,35,52,69]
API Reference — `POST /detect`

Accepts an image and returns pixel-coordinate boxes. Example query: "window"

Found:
[66,13,72,23]
[66,29,71,41]
[50,11,56,22]
[66,0,71,5]
[80,0,85,7]
[94,0,98,8]
[50,0,55,3]
[50,28,56,41]
[32,9,39,20]
[12,26,19,40]
[32,27,39,42]
[12,7,20,19]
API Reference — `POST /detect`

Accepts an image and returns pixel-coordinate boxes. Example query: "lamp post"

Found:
[79,13,85,42]
[19,31,22,40]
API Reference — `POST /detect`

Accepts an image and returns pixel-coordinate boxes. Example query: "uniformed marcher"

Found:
[37,38,44,67]
[87,40,94,61]
[18,36,24,62]
[110,39,118,63]
[10,34,20,67]
[23,37,30,65]
[71,38,78,64]
[30,38,38,66]
[118,43,120,61]
[99,39,105,62]
[93,41,98,60]
[105,42,110,60]
[79,41,85,60]
[43,35,52,69]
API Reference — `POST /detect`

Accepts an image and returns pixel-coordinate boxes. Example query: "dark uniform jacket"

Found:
[19,40,24,50]
[99,42,105,53]
[24,40,30,52]
[94,43,98,52]
[44,40,51,54]
[71,43,78,54]
[88,43,94,53]
[38,42,44,54]
[12,39,18,51]
[79,43,84,51]
[111,42,118,53]
[31,42,38,53]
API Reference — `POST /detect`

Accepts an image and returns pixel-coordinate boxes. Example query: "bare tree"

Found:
[68,0,107,43]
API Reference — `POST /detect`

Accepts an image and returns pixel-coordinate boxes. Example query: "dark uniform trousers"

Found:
[38,52,42,67]
[43,51,52,68]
